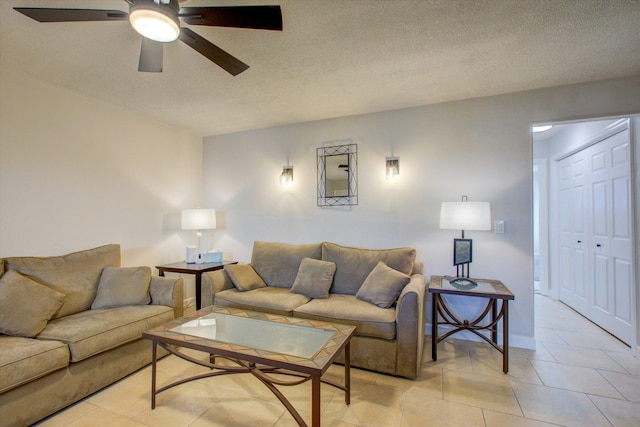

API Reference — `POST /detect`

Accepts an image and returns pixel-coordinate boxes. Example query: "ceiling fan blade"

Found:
[14,8,128,22]
[138,38,164,73]
[179,28,249,76]
[180,6,282,31]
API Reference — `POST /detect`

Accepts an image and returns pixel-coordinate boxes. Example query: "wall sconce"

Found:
[280,165,293,185]
[386,156,399,180]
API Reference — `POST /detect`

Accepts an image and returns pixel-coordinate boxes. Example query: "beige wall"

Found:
[203,76,640,348]
[0,71,203,299]
[2,69,639,347]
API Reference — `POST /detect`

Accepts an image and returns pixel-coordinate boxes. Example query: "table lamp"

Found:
[181,209,216,263]
[440,196,491,285]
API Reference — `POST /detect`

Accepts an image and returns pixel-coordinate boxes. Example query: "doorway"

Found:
[533,117,637,348]
[533,159,548,294]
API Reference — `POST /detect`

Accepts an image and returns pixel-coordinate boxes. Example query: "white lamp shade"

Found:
[181,209,216,230]
[440,202,491,231]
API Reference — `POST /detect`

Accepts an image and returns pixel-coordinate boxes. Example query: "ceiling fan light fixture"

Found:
[129,1,180,43]
[532,125,553,133]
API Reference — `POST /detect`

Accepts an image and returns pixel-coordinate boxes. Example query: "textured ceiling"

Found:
[2,0,639,137]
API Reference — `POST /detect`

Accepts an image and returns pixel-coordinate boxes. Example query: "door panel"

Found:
[593,253,608,312]
[557,154,588,314]
[612,177,630,238]
[613,259,632,325]
[591,181,607,236]
[560,246,573,294]
[574,248,586,300]
[557,126,633,345]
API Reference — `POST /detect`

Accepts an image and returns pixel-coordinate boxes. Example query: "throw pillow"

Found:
[250,241,323,288]
[5,244,120,319]
[91,266,151,309]
[0,270,65,337]
[291,257,336,299]
[224,264,267,291]
[321,242,416,295]
[356,261,411,309]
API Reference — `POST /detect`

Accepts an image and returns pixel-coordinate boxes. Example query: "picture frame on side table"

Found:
[453,238,472,266]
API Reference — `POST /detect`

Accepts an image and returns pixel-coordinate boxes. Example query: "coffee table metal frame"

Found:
[142,306,356,427]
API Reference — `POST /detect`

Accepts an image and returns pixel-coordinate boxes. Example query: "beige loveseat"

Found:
[201,241,426,379]
[0,244,183,427]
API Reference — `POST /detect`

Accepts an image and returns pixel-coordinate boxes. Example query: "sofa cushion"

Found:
[291,258,336,299]
[356,261,411,309]
[0,335,69,393]
[214,287,310,316]
[251,241,322,288]
[321,242,416,295]
[224,264,267,291]
[36,305,174,362]
[91,266,151,309]
[294,294,397,340]
[5,244,121,319]
[0,271,65,337]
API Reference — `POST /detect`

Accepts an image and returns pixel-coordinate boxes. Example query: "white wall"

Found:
[203,76,640,349]
[0,71,203,300]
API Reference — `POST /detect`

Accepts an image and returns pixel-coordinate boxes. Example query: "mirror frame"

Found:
[317,144,358,206]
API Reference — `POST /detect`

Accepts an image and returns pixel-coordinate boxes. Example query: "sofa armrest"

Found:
[150,276,184,318]
[201,269,235,307]
[395,272,426,379]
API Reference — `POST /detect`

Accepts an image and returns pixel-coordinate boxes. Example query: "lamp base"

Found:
[186,245,197,263]
[448,277,479,289]
[456,262,471,278]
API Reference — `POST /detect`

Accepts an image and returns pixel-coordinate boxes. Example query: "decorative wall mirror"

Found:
[317,144,358,206]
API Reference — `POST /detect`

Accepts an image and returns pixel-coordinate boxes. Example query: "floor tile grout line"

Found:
[397,389,409,427]
[509,378,612,427]
[480,407,489,427]
[529,346,630,374]
[535,326,570,346]
[511,365,628,402]
[524,356,545,386]
[536,340,559,363]
[585,393,616,427]
[505,371,527,420]
[553,299,632,347]
[595,368,634,402]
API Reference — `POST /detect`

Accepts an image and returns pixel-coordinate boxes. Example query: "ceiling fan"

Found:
[14,0,282,76]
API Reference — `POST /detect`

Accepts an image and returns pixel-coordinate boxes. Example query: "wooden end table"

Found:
[156,261,237,310]
[429,275,514,373]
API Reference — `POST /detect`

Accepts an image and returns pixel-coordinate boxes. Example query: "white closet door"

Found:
[588,129,633,343]
[558,153,588,315]
[557,127,633,344]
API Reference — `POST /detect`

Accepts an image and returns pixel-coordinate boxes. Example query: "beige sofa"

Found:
[0,244,183,427]
[201,241,426,379]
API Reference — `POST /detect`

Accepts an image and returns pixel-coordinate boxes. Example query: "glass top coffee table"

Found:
[142,306,356,427]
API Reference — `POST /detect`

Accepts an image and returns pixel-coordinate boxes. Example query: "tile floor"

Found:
[34,295,640,426]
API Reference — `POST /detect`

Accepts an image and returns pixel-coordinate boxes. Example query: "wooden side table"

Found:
[429,275,514,373]
[156,261,237,310]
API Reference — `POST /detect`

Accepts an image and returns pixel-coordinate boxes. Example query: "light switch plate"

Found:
[494,220,505,234]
